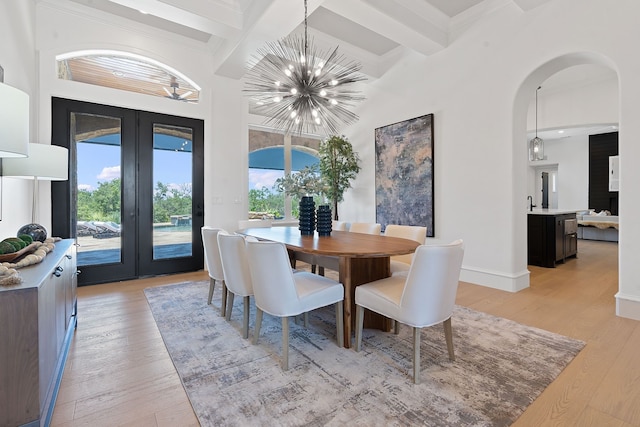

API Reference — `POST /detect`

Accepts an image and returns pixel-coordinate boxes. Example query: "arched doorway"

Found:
[512,52,620,292]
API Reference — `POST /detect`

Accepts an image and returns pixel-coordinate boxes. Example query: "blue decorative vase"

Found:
[298,196,316,236]
[316,205,332,236]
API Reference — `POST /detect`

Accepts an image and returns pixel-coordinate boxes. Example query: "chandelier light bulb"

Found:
[320,89,327,96]
[295,117,300,124]
[273,96,281,102]
[315,117,321,125]
[312,109,318,117]
[291,88,298,95]
[330,79,338,86]
[330,99,338,105]
[274,81,281,86]
[284,69,292,77]
[290,111,297,118]
[315,69,321,76]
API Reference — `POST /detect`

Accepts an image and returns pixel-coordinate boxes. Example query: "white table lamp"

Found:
[2,143,69,226]
[0,82,29,158]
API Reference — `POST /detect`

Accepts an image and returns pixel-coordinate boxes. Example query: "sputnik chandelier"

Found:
[244,0,366,136]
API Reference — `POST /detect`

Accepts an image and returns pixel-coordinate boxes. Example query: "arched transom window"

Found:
[56,50,200,103]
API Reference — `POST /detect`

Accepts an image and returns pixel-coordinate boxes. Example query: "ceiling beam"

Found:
[213,0,325,79]
[322,0,448,56]
[106,0,241,38]
[511,0,553,11]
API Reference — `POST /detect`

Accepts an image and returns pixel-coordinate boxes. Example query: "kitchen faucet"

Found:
[527,195,536,212]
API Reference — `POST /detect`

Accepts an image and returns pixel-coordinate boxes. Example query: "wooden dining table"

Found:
[239,226,420,348]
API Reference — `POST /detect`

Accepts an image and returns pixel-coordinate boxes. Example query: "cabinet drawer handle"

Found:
[66,254,72,259]
[53,271,61,277]
[56,266,64,272]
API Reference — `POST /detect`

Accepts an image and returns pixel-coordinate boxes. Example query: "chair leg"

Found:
[208,278,215,305]
[303,312,309,328]
[282,316,289,371]
[318,266,325,276]
[355,305,365,352]
[443,317,455,361]
[413,327,421,384]
[335,301,344,348]
[253,308,263,345]
[393,320,400,335]
[220,281,227,317]
[243,296,250,339]
[225,292,235,321]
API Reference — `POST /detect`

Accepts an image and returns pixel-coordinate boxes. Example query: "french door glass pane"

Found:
[73,113,122,267]
[152,124,193,260]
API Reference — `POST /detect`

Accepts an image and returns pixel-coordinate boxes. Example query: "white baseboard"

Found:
[615,292,640,321]
[459,266,530,292]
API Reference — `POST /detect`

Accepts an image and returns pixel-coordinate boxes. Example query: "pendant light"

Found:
[529,86,544,161]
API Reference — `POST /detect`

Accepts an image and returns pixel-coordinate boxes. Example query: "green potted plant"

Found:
[318,135,361,220]
[274,135,360,222]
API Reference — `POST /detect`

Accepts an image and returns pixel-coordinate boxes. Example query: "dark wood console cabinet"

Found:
[0,240,77,427]
[528,212,578,268]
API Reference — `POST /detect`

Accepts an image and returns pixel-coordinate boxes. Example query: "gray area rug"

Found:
[144,281,584,426]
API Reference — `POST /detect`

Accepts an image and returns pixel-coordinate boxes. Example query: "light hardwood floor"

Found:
[52,240,639,426]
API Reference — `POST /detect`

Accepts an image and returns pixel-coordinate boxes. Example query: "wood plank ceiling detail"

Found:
[58,54,200,103]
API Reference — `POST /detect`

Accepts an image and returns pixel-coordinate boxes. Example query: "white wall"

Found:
[0,0,37,237]
[338,0,640,320]
[524,73,618,213]
[33,0,248,235]
[527,134,590,211]
[5,0,640,319]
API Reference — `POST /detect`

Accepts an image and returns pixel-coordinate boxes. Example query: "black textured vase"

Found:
[298,196,316,236]
[316,204,332,236]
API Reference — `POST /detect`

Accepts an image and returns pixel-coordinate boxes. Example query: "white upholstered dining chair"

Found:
[349,222,381,235]
[237,219,272,230]
[246,240,345,370]
[292,220,348,274]
[384,225,427,275]
[217,231,257,339]
[312,221,382,276]
[332,220,348,231]
[201,227,227,315]
[354,239,464,384]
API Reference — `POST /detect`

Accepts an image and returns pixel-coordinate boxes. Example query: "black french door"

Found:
[51,98,204,285]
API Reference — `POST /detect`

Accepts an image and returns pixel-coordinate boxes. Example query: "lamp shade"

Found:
[2,143,68,180]
[0,82,29,157]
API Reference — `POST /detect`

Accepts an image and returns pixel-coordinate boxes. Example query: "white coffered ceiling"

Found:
[63,0,548,81]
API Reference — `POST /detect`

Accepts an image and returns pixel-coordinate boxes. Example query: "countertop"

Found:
[527,209,578,216]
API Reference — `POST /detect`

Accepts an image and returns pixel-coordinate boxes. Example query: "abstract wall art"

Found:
[375,114,434,236]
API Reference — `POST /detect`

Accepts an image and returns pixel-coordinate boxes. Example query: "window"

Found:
[56,50,200,103]
[248,129,321,220]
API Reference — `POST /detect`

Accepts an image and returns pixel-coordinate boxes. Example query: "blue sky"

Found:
[77,142,192,191]
[78,141,288,194]
[249,168,283,192]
